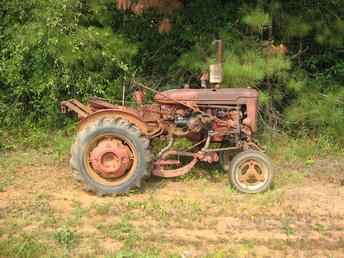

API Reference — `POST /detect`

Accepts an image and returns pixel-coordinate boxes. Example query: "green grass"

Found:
[312,223,328,234]
[54,226,76,249]
[250,188,283,208]
[0,126,74,162]
[274,170,307,187]
[68,201,89,226]
[97,216,143,249]
[265,133,343,162]
[281,218,295,237]
[0,176,12,192]
[92,202,112,216]
[105,249,178,258]
[0,234,48,258]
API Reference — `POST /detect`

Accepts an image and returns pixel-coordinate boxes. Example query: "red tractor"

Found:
[61,40,273,195]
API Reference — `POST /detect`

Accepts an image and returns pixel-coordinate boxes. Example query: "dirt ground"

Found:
[0,150,344,258]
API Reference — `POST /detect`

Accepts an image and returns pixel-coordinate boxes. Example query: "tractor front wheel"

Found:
[229,150,273,193]
[70,118,150,195]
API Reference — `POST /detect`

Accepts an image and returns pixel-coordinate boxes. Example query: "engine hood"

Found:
[154,88,258,105]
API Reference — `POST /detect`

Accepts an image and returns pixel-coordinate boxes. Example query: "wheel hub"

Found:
[239,160,265,184]
[89,138,132,179]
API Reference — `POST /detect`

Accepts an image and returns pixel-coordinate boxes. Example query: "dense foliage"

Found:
[0,0,343,142]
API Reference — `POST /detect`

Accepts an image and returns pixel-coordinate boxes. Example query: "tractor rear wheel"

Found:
[70,118,150,195]
[229,150,273,193]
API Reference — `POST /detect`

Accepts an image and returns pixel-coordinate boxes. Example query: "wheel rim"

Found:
[235,158,269,191]
[83,134,138,186]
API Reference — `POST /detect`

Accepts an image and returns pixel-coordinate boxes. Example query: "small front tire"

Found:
[229,150,273,193]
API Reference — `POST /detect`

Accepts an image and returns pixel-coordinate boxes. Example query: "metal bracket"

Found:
[61,99,92,119]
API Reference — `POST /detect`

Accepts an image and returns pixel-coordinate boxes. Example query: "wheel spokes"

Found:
[238,160,266,184]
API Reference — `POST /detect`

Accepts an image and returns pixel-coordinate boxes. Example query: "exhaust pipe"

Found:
[209,40,224,88]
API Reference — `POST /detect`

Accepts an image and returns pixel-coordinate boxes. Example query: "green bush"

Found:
[285,87,344,143]
[0,0,137,127]
[0,0,343,146]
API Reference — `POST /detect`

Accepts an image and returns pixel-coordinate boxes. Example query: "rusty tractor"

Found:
[61,40,273,195]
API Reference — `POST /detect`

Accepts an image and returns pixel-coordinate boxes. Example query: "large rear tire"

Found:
[229,150,273,193]
[70,118,150,195]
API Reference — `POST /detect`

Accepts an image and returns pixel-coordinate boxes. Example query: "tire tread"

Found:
[69,118,151,196]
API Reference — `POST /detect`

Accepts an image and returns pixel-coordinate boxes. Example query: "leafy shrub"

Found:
[0,0,343,146]
[285,87,344,144]
[0,0,137,127]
